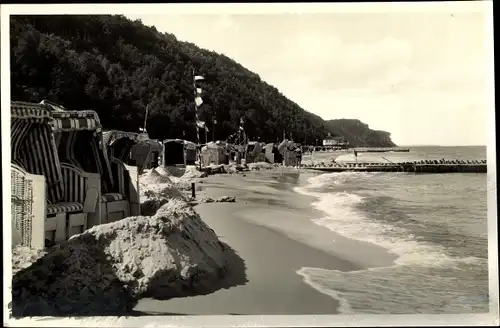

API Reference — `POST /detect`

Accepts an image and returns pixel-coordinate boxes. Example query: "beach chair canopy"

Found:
[163,139,186,165]
[247,141,263,156]
[11,101,64,203]
[202,141,219,150]
[144,139,163,153]
[103,130,146,164]
[201,141,228,154]
[50,109,114,193]
[130,138,163,169]
[39,99,68,112]
[215,140,227,147]
[264,143,275,153]
[201,141,229,165]
[183,141,197,165]
[184,140,197,151]
[278,139,295,154]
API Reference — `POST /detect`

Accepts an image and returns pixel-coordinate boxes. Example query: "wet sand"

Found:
[134,169,396,315]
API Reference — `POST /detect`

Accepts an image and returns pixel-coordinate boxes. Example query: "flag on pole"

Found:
[196,120,210,131]
[139,127,146,132]
[194,75,205,81]
[196,87,202,94]
[195,96,203,107]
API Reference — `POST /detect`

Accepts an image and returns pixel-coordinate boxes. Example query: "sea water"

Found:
[295,146,489,314]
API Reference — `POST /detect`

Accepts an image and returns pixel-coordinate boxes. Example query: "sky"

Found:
[126,3,493,146]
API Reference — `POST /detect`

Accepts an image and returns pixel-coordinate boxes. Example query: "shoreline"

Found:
[134,169,397,315]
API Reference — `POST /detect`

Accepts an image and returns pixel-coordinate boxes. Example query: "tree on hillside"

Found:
[10,15,396,147]
[10,14,331,143]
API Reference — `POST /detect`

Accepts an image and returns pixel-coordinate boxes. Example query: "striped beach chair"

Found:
[49,108,108,228]
[11,102,100,248]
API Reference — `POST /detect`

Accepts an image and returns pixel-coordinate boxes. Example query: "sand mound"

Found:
[139,170,194,216]
[139,194,170,216]
[181,165,207,180]
[11,200,229,317]
[248,162,273,171]
[155,166,173,177]
[160,166,186,178]
[140,182,188,216]
[197,196,236,204]
[222,164,249,174]
[139,168,173,185]
[141,183,187,200]
[173,180,203,192]
[12,246,47,276]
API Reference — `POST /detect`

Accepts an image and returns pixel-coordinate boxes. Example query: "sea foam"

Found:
[294,172,483,268]
[293,171,487,314]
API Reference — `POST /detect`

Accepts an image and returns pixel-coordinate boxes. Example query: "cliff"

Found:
[325,119,397,147]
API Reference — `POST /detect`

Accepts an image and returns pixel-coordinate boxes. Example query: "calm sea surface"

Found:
[295,146,490,314]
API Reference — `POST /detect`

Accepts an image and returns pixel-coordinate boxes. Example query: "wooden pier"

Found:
[353,147,410,153]
[304,160,487,174]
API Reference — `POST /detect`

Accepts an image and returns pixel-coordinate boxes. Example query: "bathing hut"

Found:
[130,138,163,172]
[245,141,266,164]
[51,117,140,225]
[103,130,160,173]
[278,139,298,166]
[11,101,101,249]
[103,130,162,173]
[163,139,186,166]
[201,141,229,166]
[264,143,282,164]
[184,140,197,165]
[103,130,145,164]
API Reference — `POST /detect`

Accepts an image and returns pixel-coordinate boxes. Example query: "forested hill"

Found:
[325,119,397,147]
[10,15,396,147]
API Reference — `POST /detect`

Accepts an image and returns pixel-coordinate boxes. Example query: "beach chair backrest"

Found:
[11,101,64,203]
[50,109,114,194]
[103,130,142,163]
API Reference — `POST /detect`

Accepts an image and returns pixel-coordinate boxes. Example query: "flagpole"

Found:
[193,69,200,146]
[143,104,149,134]
[212,116,216,142]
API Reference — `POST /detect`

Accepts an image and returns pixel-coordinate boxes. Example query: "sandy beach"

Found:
[134,169,397,315]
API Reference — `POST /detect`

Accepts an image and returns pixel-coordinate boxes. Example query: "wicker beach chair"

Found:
[11,102,100,248]
[200,142,229,166]
[11,164,45,249]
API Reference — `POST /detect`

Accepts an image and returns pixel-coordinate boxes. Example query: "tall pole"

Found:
[143,104,149,134]
[212,116,216,142]
[193,69,200,146]
[192,69,202,170]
